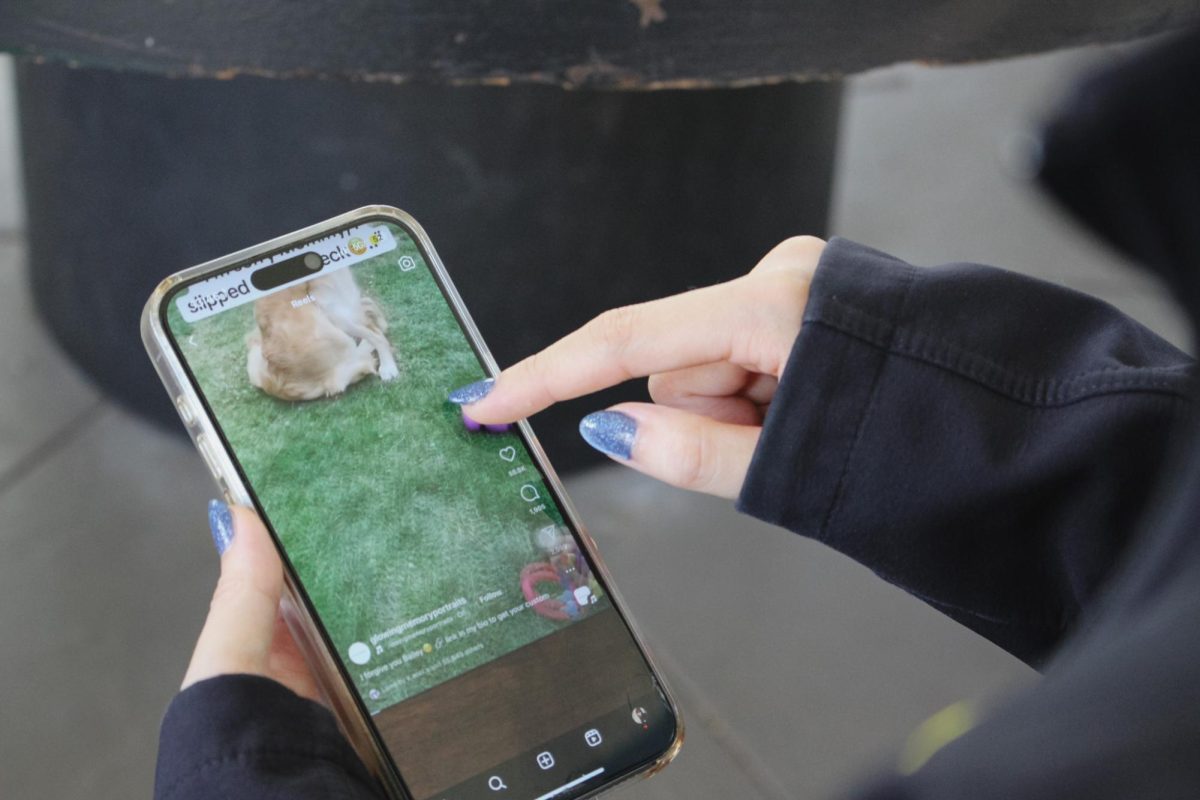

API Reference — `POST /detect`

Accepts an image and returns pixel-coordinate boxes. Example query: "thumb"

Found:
[181,502,284,690]
[579,403,761,499]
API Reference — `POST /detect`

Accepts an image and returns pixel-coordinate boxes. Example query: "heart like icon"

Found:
[498,446,517,462]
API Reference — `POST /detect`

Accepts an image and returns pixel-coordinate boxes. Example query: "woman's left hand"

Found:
[182,502,323,703]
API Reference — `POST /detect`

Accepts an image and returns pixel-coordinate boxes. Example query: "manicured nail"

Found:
[462,410,512,433]
[448,378,494,405]
[208,499,234,556]
[579,410,637,460]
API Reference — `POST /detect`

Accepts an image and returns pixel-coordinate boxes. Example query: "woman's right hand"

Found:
[450,235,826,498]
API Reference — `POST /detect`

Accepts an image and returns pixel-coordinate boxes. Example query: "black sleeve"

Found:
[154,674,385,800]
[736,236,1193,666]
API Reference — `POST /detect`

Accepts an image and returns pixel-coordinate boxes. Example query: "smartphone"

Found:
[142,206,682,799]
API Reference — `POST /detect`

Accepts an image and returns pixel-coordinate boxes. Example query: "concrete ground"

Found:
[0,42,1186,799]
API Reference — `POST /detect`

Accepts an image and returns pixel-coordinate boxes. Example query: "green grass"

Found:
[167,226,607,710]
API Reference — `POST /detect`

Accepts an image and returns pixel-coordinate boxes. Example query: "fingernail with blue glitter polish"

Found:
[579,410,637,460]
[208,499,234,556]
[448,378,495,405]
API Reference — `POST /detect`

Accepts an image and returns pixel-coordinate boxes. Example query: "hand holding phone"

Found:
[182,502,323,703]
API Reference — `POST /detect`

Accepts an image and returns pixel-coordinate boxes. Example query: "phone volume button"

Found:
[195,434,225,484]
[175,396,197,426]
[196,434,235,502]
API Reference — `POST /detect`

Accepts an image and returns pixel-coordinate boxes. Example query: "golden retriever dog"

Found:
[246,268,398,401]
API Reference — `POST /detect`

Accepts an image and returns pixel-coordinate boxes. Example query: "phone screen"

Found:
[163,218,677,799]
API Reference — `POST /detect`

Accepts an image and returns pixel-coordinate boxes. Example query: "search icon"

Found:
[488,776,507,791]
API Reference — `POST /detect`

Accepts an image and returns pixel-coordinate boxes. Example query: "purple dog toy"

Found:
[462,410,511,433]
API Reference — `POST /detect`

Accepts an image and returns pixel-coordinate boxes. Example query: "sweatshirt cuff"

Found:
[736,236,914,540]
[155,674,377,798]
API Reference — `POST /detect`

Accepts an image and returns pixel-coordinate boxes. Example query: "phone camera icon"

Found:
[488,776,506,791]
[398,255,417,271]
[584,728,603,747]
[536,751,555,770]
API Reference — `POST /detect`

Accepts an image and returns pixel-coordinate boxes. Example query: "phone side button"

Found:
[194,434,228,492]
[198,437,234,500]
[175,396,197,427]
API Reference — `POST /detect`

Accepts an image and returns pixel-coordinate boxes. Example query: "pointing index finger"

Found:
[461,280,749,424]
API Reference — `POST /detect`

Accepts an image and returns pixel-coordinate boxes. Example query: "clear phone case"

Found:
[140,206,682,799]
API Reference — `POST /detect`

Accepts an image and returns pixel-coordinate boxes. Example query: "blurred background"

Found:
[0,20,1192,800]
